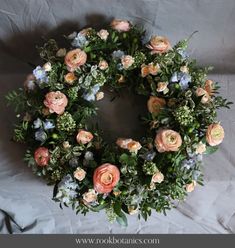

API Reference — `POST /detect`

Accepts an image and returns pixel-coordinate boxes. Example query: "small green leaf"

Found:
[116,211,128,227]
[204,145,219,155]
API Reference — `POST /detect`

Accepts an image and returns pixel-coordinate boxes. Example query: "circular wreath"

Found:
[7,19,232,226]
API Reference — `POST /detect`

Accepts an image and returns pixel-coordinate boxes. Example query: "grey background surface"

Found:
[0,0,235,233]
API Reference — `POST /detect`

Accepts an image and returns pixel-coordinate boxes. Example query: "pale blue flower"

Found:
[170,72,191,90]
[83,84,100,101]
[112,50,125,59]
[178,49,188,59]
[35,129,47,142]
[33,66,47,80]
[69,158,79,168]
[33,118,42,129]
[72,32,89,48]
[84,151,94,161]
[43,120,55,130]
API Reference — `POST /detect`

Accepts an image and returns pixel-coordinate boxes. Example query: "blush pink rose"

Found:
[93,163,120,193]
[111,19,130,32]
[44,91,68,115]
[34,147,50,166]
[147,96,166,115]
[76,130,94,144]
[64,49,87,72]
[155,129,182,153]
[206,123,224,146]
[147,36,171,54]
[121,55,134,69]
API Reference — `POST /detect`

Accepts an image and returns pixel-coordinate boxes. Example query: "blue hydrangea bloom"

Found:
[33,66,47,80]
[33,118,42,129]
[178,49,189,59]
[182,155,202,170]
[83,84,100,101]
[71,32,89,48]
[43,120,55,130]
[170,72,191,90]
[35,129,47,142]
[112,50,125,59]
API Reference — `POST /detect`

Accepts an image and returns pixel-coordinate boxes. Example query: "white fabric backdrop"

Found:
[0,0,235,233]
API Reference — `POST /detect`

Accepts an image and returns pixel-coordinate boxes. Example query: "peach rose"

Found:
[76,130,94,144]
[79,28,92,36]
[141,63,160,77]
[195,142,206,154]
[180,66,189,73]
[118,75,125,83]
[205,79,214,96]
[44,91,68,115]
[121,55,134,69]
[93,163,120,193]
[34,147,50,166]
[116,138,133,149]
[196,87,210,104]
[155,129,182,152]
[147,96,166,115]
[74,167,86,181]
[83,189,97,204]
[64,72,77,85]
[186,181,196,193]
[97,29,109,40]
[147,36,171,54]
[128,206,139,215]
[110,19,130,32]
[98,60,108,70]
[152,171,164,183]
[127,141,142,153]
[206,123,224,146]
[157,82,169,93]
[64,49,87,72]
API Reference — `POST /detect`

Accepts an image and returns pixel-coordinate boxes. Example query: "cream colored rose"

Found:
[43,62,52,72]
[152,171,164,183]
[128,206,139,215]
[205,79,214,96]
[76,130,94,144]
[63,141,71,149]
[111,19,130,32]
[121,55,134,69]
[97,29,109,40]
[127,141,142,153]
[195,142,206,154]
[96,91,104,101]
[180,66,189,73]
[186,181,196,193]
[147,96,166,115]
[196,87,210,104]
[98,60,108,70]
[79,28,92,36]
[83,189,97,204]
[147,36,171,54]
[206,123,224,146]
[157,82,169,93]
[56,48,66,57]
[155,129,182,153]
[74,167,86,181]
[65,49,87,72]
[64,72,77,85]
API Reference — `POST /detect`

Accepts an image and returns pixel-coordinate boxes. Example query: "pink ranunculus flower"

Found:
[155,129,182,153]
[64,49,87,72]
[110,19,131,32]
[147,96,166,115]
[152,171,164,183]
[34,147,50,166]
[76,130,94,144]
[44,91,68,115]
[206,123,224,146]
[147,36,171,54]
[93,163,120,193]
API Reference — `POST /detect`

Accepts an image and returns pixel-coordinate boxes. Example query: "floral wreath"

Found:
[6,19,232,226]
